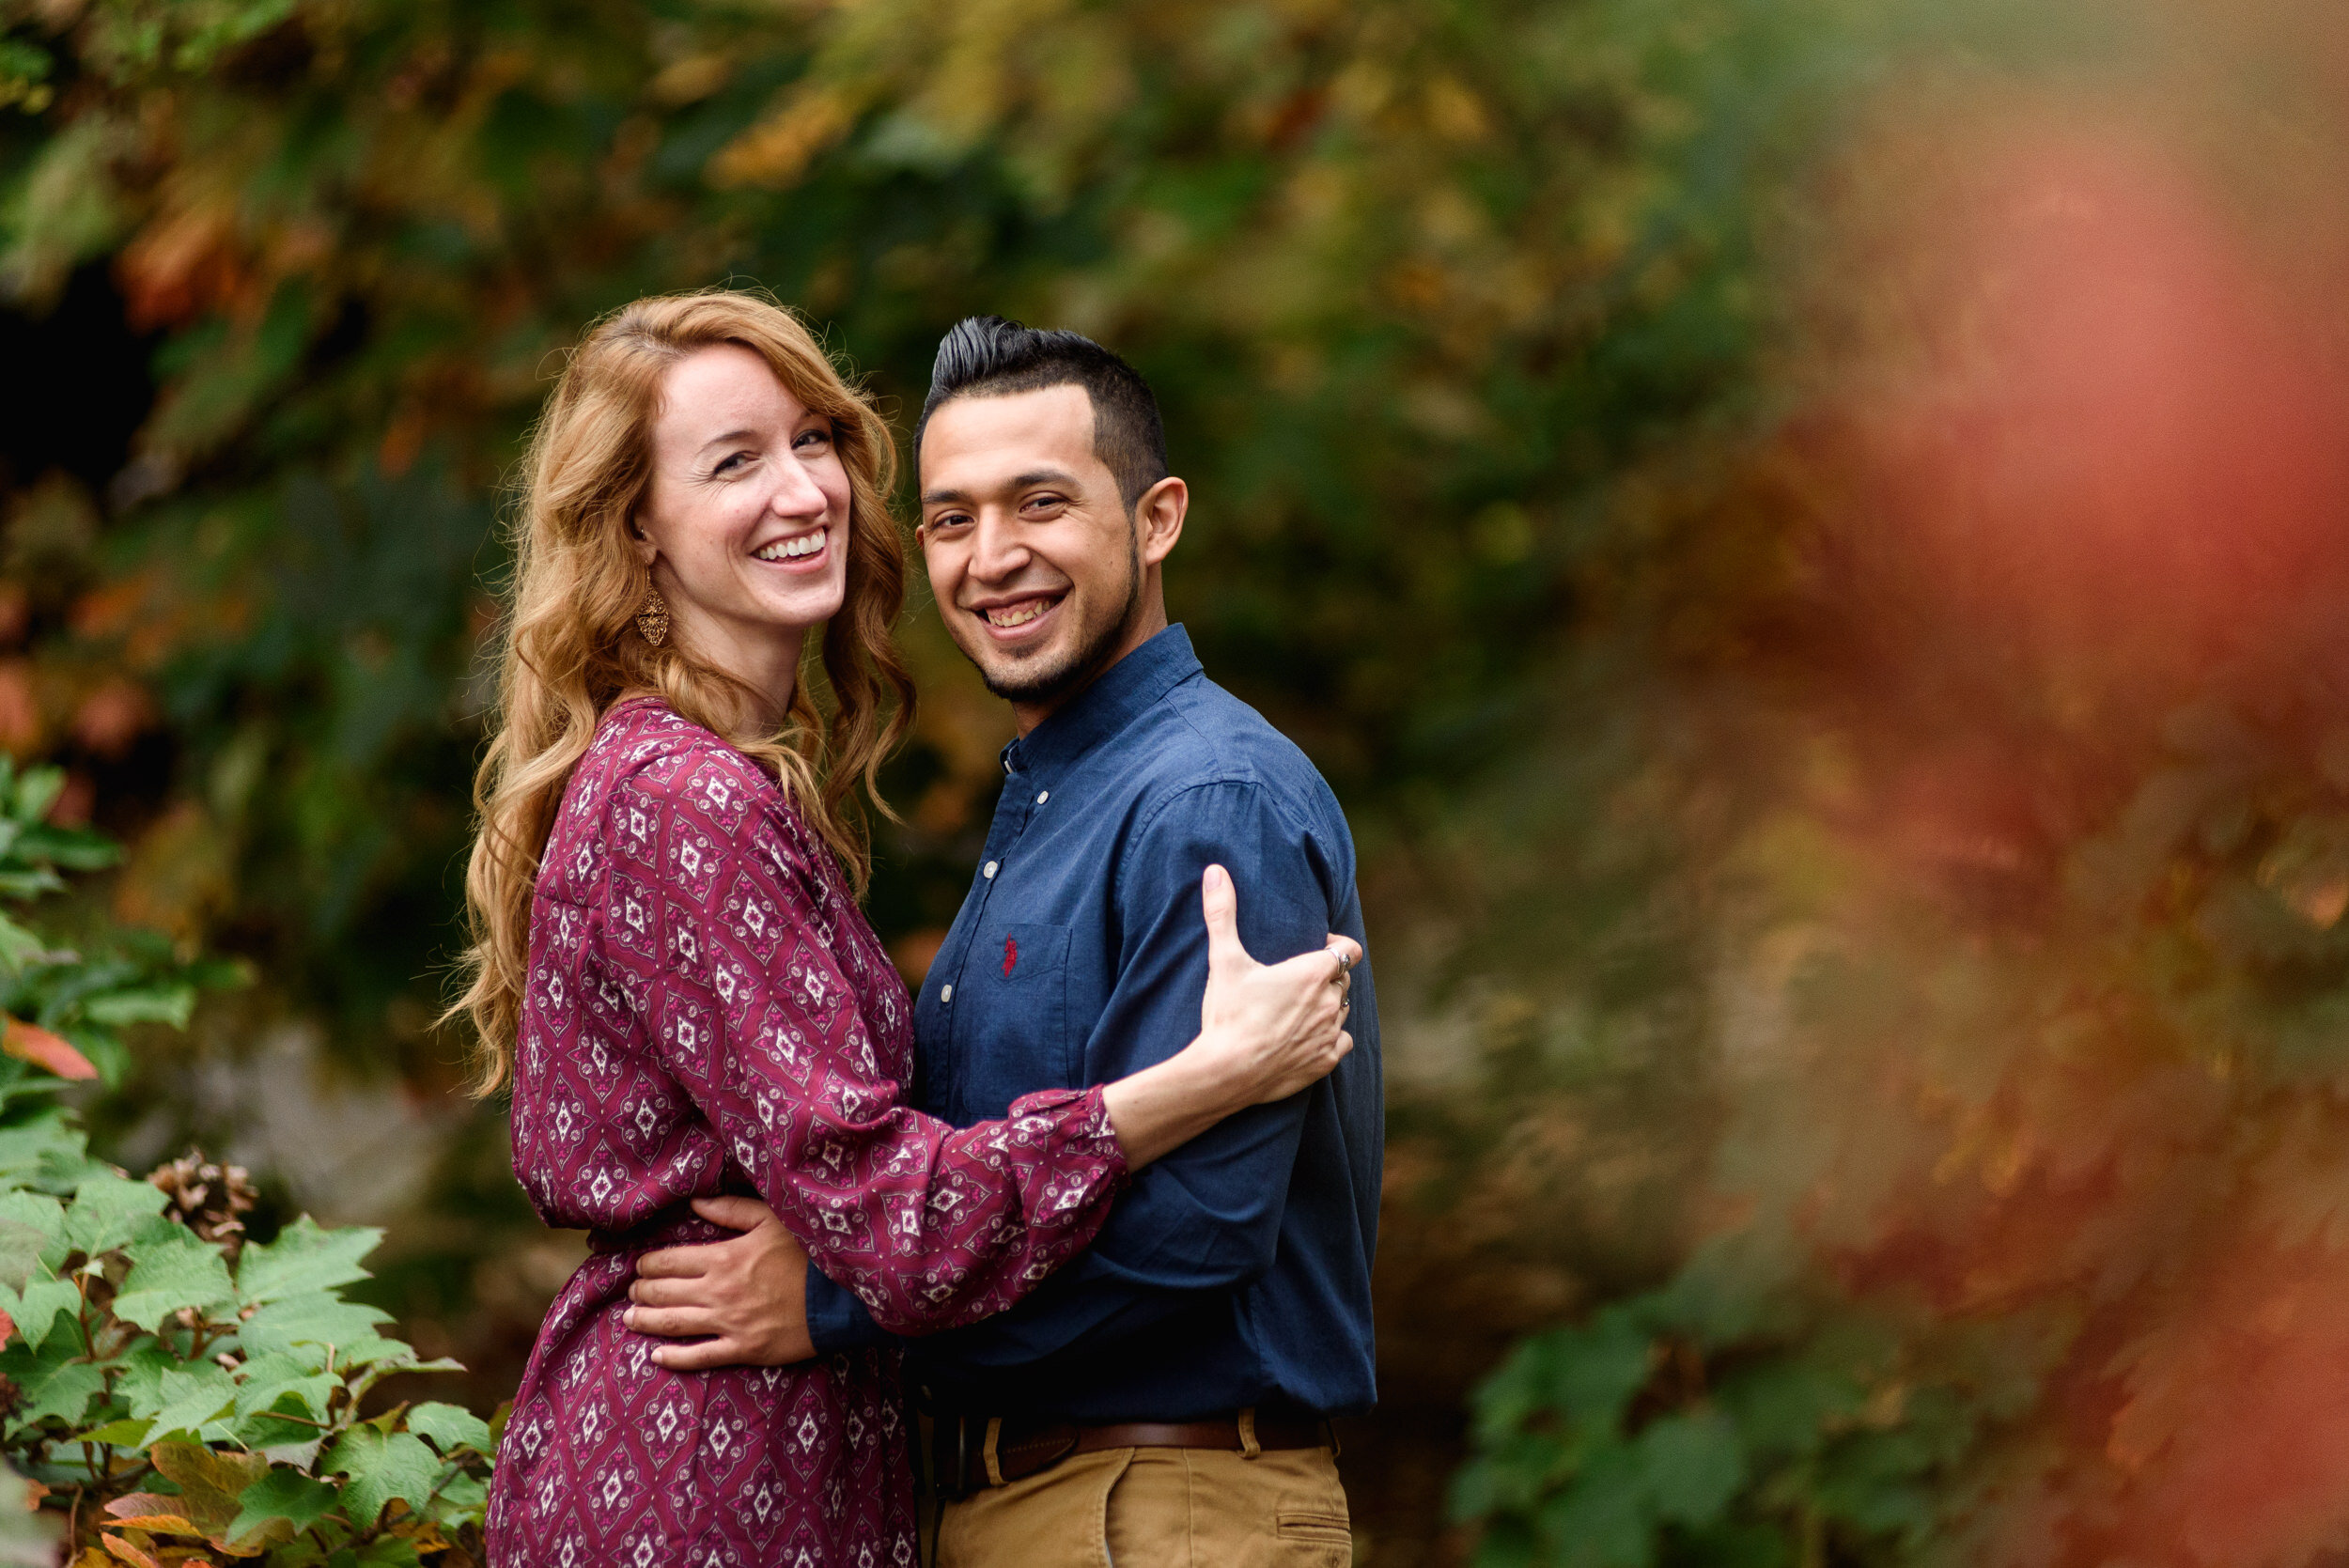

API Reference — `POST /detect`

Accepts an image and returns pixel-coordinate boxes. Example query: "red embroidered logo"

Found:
[1003,937,1019,978]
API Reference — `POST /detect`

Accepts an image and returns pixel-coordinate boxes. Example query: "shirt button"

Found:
[941,985,954,1003]
[984,861,999,879]
[1036,790,1050,804]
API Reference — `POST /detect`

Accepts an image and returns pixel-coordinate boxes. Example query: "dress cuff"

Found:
[1006,1083,1131,1191]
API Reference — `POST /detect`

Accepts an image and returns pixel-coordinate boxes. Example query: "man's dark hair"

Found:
[916,316,1168,512]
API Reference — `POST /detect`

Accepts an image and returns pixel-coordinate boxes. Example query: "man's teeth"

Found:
[987,600,1053,629]
[754,532,825,561]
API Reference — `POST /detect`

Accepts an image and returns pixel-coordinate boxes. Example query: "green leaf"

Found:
[427,1468,488,1528]
[322,1426,440,1527]
[8,1276,80,1349]
[1635,1408,1744,1526]
[232,1351,338,1421]
[1535,1444,1654,1566]
[9,768,62,826]
[404,1400,491,1454]
[0,1199,60,1287]
[60,1171,168,1256]
[0,914,42,972]
[0,1118,93,1192]
[235,1217,381,1306]
[74,1417,151,1446]
[4,1356,101,1431]
[229,1466,340,1542]
[112,1226,237,1331]
[142,1363,240,1440]
[81,986,195,1029]
[1550,1312,1657,1435]
[237,1292,395,1360]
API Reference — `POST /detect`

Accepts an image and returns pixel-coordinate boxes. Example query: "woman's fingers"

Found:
[1200,865,1255,979]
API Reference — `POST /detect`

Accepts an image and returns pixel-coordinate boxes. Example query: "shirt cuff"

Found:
[807,1263,895,1354]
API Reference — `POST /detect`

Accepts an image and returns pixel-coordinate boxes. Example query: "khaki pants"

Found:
[936,1443,1353,1568]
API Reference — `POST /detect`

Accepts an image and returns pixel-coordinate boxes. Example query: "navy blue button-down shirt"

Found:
[805,625,1381,1421]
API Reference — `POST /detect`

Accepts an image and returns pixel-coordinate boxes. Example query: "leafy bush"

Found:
[0,761,497,1565]
[1449,1270,1992,1568]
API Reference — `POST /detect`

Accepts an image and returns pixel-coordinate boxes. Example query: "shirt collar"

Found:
[1001,624,1202,781]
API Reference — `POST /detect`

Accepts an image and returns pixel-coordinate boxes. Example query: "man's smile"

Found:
[972,591,1067,642]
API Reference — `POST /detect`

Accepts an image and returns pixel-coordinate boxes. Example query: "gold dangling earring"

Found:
[635,583,671,647]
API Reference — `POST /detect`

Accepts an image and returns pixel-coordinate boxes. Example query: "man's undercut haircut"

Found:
[919,316,1169,513]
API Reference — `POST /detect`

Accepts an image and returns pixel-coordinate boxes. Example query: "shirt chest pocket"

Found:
[959,923,1076,1118]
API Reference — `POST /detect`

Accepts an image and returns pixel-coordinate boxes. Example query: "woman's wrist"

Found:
[1101,1032,1247,1169]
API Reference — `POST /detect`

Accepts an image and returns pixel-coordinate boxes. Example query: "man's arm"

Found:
[915,777,1338,1369]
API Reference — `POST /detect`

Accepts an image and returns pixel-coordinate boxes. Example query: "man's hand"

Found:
[624,1196,817,1370]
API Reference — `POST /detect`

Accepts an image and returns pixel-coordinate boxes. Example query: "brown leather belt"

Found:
[937,1408,1331,1495]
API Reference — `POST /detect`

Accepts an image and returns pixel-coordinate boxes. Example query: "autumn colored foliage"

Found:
[5,0,2349,1562]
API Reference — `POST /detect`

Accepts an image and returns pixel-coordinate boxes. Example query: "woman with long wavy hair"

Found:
[450,290,1357,1565]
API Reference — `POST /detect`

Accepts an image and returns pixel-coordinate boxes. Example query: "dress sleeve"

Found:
[600,745,1129,1336]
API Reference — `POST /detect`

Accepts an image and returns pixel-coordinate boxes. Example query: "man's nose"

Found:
[967,512,1028,581]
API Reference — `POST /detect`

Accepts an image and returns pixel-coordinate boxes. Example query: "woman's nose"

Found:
[768,458,830,519]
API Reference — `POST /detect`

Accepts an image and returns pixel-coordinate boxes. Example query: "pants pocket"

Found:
[1275,1501,1353,1564]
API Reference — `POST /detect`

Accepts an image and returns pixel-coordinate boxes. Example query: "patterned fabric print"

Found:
[488,700,1129,1566]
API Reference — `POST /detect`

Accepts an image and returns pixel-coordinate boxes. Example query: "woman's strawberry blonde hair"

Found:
[449,289,913,1095]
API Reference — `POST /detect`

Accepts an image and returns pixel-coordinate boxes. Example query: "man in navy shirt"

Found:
[626,318,1381,1565]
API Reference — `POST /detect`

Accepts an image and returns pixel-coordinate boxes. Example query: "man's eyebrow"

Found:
[919,486,975,508]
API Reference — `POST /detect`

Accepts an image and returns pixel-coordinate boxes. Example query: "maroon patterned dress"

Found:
[485,698,1129,1567]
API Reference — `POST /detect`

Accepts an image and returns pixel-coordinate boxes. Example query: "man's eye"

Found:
[929,513,972,530]
[1023,494,1066,511]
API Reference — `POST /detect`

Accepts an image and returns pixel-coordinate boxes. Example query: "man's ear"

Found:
[1133,476,1188,567]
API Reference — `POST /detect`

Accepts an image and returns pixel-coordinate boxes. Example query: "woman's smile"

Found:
[752,527,830,570]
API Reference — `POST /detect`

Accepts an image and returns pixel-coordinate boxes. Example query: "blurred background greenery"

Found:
[6,0,2349,1561]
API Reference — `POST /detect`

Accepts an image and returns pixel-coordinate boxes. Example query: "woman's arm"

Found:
[609,750,1352,1350]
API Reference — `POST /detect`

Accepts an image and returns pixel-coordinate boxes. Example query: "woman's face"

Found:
[634,343,851,690]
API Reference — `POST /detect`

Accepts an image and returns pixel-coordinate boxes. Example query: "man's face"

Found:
[917,384,1142,706]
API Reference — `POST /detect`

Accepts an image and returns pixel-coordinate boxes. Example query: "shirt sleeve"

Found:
[602,747,1130,1337]
[916,778,1335,1371]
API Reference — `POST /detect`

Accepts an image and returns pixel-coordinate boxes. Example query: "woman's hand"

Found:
[1101,864,1362,1168]
[1190,863,1361,1105]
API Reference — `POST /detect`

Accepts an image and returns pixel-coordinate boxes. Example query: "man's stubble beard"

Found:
[969,526,1143,707]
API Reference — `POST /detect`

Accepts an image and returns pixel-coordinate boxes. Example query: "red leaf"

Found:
[4,1018,96,1079]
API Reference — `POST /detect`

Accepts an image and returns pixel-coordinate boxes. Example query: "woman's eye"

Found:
[713,452,750,475]
[795,428,832,450]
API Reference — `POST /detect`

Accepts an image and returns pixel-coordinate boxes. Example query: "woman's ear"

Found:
[628,514,660,567]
